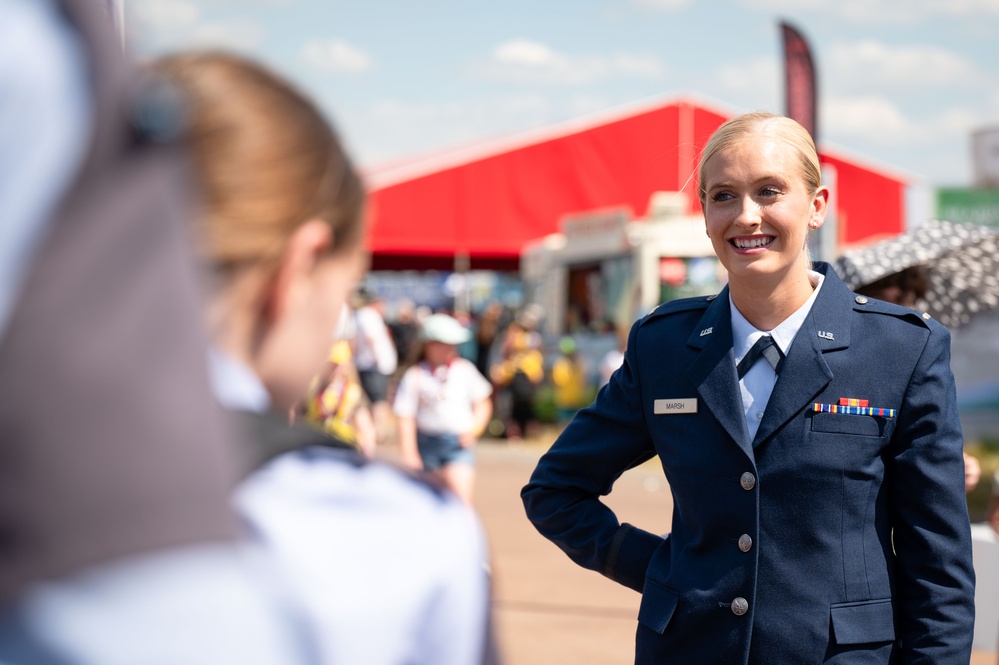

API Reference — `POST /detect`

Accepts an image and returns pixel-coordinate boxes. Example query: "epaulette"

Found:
[232,411,361,478]
[639,294,717,327]
[851,294,933,329]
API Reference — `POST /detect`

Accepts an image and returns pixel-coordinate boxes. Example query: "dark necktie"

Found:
[737,335,784,379]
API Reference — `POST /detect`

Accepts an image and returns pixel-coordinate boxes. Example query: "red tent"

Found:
[365,96,906,271]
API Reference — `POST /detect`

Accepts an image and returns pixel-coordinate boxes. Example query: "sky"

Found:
[123,0,999,195]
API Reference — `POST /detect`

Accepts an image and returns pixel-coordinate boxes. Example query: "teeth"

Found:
[733,236,772,249]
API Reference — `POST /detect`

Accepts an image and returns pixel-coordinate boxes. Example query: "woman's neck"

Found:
[729,266,816,332]
[204,268,268,374]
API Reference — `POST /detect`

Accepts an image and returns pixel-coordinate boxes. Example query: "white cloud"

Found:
[126,1,264,51]
[345,94,557,165]
[630,0,692,11]
[935,107,987,137]
[822,95,922,145]
[827,40,979,92]
[129,0,199,28]
[302,39,372,74]
[613,53,670,78]
[494,40,556,67]
[704,56,781,112]
[204,0,292,5]
[475,39,667,85]
[185,19,265,51]
[739,0,999,22]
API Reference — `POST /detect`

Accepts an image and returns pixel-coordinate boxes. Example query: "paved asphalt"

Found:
[468,434,998,665]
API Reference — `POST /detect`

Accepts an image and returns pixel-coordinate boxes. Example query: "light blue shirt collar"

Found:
[730,270,825,442]
[208,348,271,413]
[731,270,825,360]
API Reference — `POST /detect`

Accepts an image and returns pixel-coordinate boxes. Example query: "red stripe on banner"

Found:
[781,21,817,141]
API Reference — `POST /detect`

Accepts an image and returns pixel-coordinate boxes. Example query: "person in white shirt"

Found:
[353,291,399,441]
[394,314,493,504]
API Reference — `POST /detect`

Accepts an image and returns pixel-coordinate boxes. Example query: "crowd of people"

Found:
[2,4,998,665]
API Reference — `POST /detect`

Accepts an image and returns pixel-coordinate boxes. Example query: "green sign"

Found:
[936,188,999,228]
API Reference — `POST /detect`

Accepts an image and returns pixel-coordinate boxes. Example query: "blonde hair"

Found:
[152,52,365,271]
[697,112,821,205]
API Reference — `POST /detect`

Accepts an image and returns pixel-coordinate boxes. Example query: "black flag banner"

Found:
[780,21,817,141]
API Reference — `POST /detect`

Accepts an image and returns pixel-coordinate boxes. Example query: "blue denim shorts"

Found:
[417,431,475,471]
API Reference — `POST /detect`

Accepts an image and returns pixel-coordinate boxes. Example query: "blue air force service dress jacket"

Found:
[522,262,975,664]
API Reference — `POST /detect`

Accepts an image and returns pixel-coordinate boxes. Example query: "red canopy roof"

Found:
[365,97,906,271]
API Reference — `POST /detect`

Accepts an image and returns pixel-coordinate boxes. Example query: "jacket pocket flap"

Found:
[637,579,679,634]
[811,412,884,437]
[830,598,895,645]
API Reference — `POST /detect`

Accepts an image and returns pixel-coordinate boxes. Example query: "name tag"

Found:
[654,398,697,415]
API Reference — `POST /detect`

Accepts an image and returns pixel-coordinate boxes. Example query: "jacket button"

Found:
[740,472,756,490]
[731,597,749,616]
[738,534,753,552]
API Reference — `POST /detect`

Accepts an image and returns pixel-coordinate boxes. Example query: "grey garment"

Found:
[0,0,238,601]
[0,0,91,339]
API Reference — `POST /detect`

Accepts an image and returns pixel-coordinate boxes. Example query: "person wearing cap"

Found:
[551,335,591,423]
[393,313,494,503]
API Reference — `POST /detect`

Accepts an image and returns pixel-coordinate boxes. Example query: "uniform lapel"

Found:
[684,287,753,455]
[752,263,851,448]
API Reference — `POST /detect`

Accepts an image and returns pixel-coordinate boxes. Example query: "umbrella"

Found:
[833,219,999,329]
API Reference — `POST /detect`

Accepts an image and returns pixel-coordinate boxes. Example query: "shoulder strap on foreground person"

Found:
[230,410,360,476]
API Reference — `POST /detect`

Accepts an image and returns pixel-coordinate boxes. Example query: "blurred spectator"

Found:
[387,297,420,367]
[474,302,504,380]
[299,336,377,458]
[551,336,590,422]
[353,289,399,442]
[856,269,982,493]
[599,327,628,387]
[990,469,999,537]
[0,3,310,663]
[963,451,981,494]
[855,266,929,309]
[452,309,479,362]
[155,50,497,665]
[393,314,493,503]
[491,311,544,439]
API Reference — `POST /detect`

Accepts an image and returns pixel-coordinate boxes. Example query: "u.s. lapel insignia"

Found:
[699,327,713,337]
[817,330,835,341]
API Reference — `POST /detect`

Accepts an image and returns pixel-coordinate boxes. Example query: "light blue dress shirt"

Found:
[209,350,492,665]
[731,270,825,441]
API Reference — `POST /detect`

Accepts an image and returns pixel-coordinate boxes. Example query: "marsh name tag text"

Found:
[654,398,698,415]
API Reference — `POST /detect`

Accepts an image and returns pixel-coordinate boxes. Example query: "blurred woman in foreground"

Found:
[155,51,494,665]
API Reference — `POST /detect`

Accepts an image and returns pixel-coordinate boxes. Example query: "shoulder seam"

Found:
[640,295,714,326]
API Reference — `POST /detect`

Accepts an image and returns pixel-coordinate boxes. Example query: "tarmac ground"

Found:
[466,431,998,665]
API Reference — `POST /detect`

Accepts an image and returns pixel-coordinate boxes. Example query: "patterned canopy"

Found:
[833,219,999,329]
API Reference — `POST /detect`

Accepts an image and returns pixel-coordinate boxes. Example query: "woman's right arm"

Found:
[521,321,664,592]
[391,369,422,470]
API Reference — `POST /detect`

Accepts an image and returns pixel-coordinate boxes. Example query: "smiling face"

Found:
[424,340,457,367]
[701,129,828,293]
